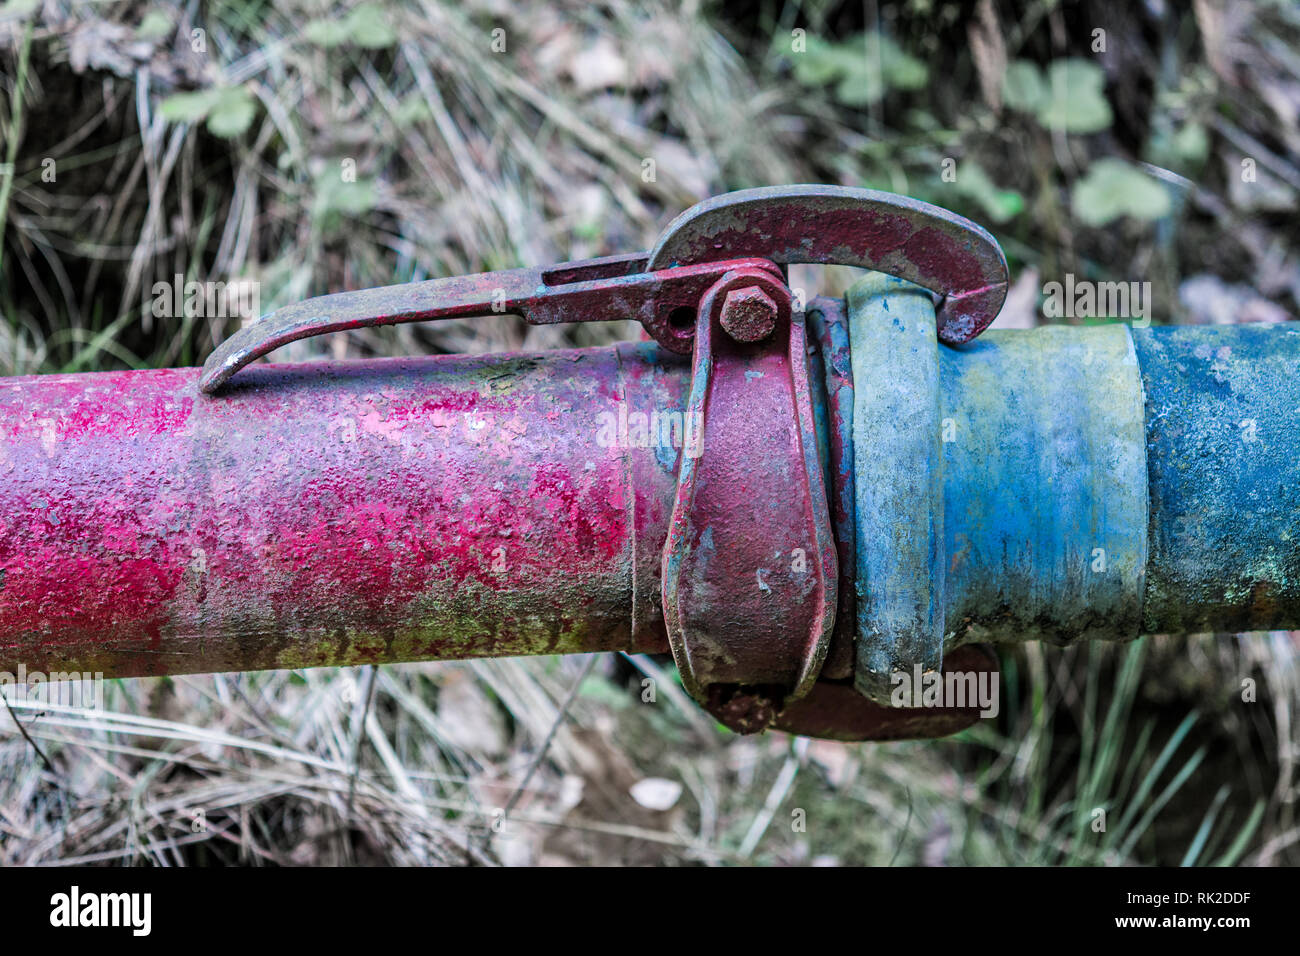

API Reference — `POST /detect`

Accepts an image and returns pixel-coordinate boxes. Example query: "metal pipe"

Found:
[936,313,1148,648]
[849,276,1299,688]
[0,346,690,677]
[943,321,1300,643]
[1,286,1297,691]
[1134,324,1300,633]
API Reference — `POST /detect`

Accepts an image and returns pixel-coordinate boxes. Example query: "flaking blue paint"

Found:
[937,324,1148,646]
[1134,324,1300,633]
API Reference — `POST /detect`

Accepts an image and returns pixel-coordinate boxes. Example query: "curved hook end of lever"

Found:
[198,258,655,394]
[199,304,349,395]
[198,350,244,395]
[197,271,540,395]
[646,184,1010,344]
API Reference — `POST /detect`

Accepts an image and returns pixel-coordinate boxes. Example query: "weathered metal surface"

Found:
[845,284,1300,656]
[204,185,1011,392]
[939,323,1149,647]
[806,296,856,680]
[200,255,783,392]
[660,265,837,732]
[646,185,1009,344]
[1133,324,1300,634]
[718,286,779,342]
[849,274,946,703]
[7,302,1300,739]
[772,645,997,741]
[0,346,692,677]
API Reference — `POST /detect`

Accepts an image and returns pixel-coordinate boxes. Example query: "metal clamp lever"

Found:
[199,254,775,393]
[200,185,1008,393]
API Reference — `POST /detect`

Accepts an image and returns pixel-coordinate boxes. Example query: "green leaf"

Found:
[315,174,377,218]
[1072,159,1171,226]
[791,36,854,86]
[304,18,349,48]
[1180,785,1230,866]
[1172,122,1209,164]
[161,87,256,137]
[394,95,430,127]
[1147,119,1210,175]
[873,32,927,90]
[0,0,39,18]
[835,69,885,107]
[305,5,395,50]
[1002,59,1045,113]
[137,10,173,40]
[1211,799,1266,866]
[577,675,630,711]
[348,3,397,49]
[791,32,926,106]
[954,161,1024,223]
[206,87,256,138]
[159,89,224,122]
[1036,58,1112,134]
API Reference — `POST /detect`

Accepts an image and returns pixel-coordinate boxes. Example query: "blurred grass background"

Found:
[0,0,1297,865]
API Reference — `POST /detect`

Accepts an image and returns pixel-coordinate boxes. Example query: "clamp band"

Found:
[848,273,946,703]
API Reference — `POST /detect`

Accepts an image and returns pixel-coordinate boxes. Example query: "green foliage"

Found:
[1001,59,1045,113]
[1072,158,1171,226]
[136,10,174,40]
[1172,122,1210,164]
[304,4,397,50]
[954,640,1261,866]
[1148,119,1211,173]
[312,171,378,228]
[303,19,349,47]
[954,161,1024,223]
[393,94,431,127]
[1003,58,1113,134]
[792,32,927,106]
[0,0,39,18]
[159,86,257,138]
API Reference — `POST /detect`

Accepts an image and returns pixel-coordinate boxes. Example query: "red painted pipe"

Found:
[0,344,695,678]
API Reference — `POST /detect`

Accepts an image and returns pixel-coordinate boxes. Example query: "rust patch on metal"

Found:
[661,265,838,732]
[772,645,998,741]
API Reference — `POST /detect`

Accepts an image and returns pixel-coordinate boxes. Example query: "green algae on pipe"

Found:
[1133,324,1300,635]
[938,323,1149,647]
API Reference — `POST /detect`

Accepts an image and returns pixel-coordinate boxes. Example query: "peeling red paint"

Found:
[0,348,683,677]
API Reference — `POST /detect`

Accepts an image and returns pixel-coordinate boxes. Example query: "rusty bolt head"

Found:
[719,286,778,342]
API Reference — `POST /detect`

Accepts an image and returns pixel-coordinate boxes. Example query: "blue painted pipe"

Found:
[847,275,1299,700]
[1135,324,1300,634]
